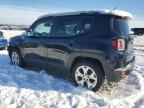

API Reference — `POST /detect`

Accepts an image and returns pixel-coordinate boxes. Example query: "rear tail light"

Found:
[112,38,125,51]
[118,39,125,51]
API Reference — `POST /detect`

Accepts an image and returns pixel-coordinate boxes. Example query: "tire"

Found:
[72,61,104,92]
[10,49,25,67]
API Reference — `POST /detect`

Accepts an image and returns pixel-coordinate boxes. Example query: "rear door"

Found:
[46,16,82,72]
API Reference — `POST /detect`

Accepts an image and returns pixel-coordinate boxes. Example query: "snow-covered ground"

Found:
[0,30,144,108]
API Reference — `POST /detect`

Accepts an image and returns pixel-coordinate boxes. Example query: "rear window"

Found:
[113,18,129,36]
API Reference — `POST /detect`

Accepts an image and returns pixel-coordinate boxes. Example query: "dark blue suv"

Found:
[8,10,135,92]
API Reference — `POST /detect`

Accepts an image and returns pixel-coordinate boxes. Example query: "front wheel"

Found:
[72,61,104,92]
[10,49,25,67]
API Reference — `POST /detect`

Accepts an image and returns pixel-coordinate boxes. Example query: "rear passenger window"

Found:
[52,18,80,37]
[82,18,93,33]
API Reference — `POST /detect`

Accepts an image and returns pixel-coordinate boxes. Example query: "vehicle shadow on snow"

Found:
[0,53,89,94]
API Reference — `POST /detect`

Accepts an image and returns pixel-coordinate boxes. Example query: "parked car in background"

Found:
[0,31,7,50]
[8,10,135,92]
[131,28,144,36]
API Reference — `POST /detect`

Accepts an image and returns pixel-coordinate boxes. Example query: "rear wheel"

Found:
[72,61,104,92]
[10,49,25,67]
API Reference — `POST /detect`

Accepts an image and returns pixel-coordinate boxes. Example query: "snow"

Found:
[0,30,144,108]
[95,9,133,19]
[41,9,133,20]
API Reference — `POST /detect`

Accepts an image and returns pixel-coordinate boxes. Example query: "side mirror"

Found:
[25,29,33,37]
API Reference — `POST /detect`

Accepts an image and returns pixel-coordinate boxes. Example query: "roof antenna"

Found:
[113,6,118,10]
[110,6,118,13]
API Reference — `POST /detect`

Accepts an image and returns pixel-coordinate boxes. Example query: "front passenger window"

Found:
[33,20,53,37]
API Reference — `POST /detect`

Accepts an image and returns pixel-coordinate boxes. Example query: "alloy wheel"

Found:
[75,66,97,89]
[11,52,20,66]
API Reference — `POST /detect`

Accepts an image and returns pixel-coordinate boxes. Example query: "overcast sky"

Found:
[0,0,144,28]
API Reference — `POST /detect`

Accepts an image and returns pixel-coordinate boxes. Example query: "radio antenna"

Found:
[113,6,118,10]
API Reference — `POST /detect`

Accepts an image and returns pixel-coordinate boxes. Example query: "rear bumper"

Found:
[108,57,135,82]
